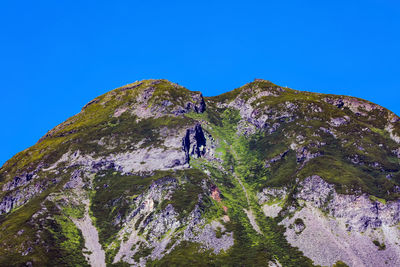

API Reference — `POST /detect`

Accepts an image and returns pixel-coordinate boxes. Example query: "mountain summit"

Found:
[1,79,400,266]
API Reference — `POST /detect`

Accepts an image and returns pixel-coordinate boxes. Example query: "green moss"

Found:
[148,241,218,266]
[106,239,121,265]
[62,204,85,219]
[215,227,223,238]
[372,240,386,250]
[133,243,153,262]
[369,195,387,204]
[160,169,209,219]
[333,261,349,267]
[41,201,89,266]
[135,214,145,230]
[294,218,304,225]
[52,215,84,253]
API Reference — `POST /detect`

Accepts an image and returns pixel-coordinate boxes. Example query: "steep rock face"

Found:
[1,79,400,267]
[295,176,400,231]
[182,124,207,163]
[258,175,400,266]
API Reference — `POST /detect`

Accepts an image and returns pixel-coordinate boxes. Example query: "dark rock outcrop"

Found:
[182,124,207,163]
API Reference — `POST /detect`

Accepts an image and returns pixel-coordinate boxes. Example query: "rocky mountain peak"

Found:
[1,79,400,266]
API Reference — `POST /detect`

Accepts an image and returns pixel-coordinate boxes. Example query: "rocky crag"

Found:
[1,79,400,266]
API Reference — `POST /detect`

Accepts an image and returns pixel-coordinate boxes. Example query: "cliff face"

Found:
[1,79,400,266]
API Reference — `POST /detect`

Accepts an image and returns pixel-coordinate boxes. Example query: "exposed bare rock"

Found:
[72,201,106,267]
[112,178,180,264]
[294,146,321,163]
[392,148,400,158]
[324,96,384,116]
[2,163,44,192]
[257,187,288,204]
[131,84,206,119]
[385,123,400,144]
[330,116,350,127]
[296,176,400,232]
[183,217,234,254]
[113,107,128,117]
[262,203,282,218]
[276,175,400,266]
[281,204,400,267]
[0,179,49,215]
[268,260,283,267]
[265,150,289,168]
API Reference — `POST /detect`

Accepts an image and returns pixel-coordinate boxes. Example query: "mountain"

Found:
[1,79,400,267]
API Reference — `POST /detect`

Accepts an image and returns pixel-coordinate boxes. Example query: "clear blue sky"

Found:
[1,0,399,166]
